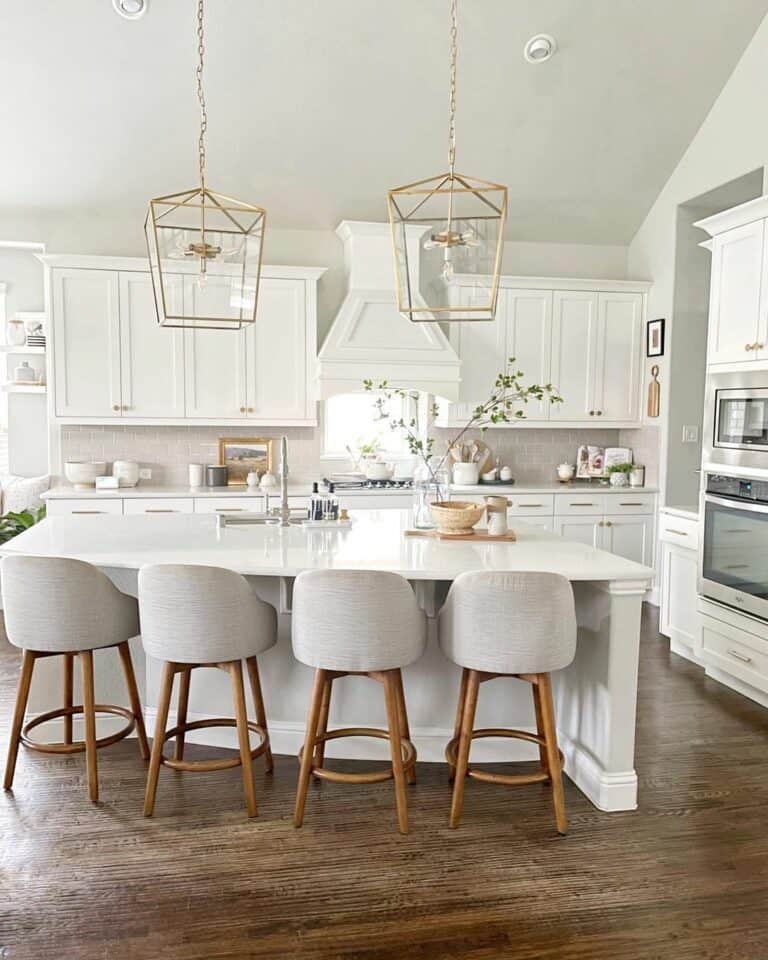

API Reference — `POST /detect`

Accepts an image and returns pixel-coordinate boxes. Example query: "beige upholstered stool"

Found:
[291,570,426,834]
[2,555,149,803]
[439,571,577,835]
[138,563,277,818]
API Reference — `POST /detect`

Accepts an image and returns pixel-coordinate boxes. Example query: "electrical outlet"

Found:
[682,425,699,444]
[139,468,152,480]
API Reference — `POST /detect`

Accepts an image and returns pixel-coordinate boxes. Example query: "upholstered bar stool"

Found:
[292,570,426,835]
[138,563,277,818]
[2,555,149,803]
[439,571,577,835]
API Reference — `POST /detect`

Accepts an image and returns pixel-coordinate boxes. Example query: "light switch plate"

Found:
[139,468,152,480]
[682,425,699,444]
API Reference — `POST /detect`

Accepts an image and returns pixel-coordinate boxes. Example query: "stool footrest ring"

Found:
[160,718,269,773]
[20,704,135,755]
[446,728,564,787]
[298,727,416,785]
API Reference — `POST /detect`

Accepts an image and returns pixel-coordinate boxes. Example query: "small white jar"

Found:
[188,463,205,488]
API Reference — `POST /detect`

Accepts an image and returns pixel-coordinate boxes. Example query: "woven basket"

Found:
[429,500,485,536]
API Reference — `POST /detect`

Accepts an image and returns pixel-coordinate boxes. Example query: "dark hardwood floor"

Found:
[1,606,767,960]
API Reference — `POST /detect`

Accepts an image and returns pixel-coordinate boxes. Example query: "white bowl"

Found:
[65,460,107,489]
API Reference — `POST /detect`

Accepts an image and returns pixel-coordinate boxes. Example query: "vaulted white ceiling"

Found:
[1,0,766,244]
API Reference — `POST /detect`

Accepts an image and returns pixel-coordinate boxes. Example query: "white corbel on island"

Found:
[0,509,653,813]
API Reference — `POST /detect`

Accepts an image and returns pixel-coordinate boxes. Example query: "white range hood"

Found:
[317,221,461,401]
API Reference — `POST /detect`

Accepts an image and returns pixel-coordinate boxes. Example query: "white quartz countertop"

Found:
[1,509,654,584]
[42,481,657,500]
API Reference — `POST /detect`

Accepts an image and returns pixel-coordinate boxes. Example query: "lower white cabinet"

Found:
[660,542,699,656]
[46,498,124,517]
[554,516,602,549]
[123,498,194,514]
[602,515,653,566]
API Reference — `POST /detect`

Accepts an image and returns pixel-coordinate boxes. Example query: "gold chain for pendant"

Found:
[196,0,207,192]
[448,0,458,176]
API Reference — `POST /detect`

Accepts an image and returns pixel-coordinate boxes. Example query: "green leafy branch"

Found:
[0,507,46,545]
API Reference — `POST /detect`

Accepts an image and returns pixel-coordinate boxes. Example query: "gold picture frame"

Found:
[218,437,273,486]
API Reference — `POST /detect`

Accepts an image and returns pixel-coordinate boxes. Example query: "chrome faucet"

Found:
[275,435,292,527]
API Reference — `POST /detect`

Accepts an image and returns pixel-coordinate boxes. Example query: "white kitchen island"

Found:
[0,509,653,812]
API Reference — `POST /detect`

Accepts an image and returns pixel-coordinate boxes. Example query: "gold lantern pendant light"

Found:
[388,0,507,322]
[145,0,266,329]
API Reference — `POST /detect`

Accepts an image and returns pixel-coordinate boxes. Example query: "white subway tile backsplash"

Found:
[60,422,660,488]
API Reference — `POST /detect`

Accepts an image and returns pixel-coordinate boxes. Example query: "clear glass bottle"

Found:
[310,482,323,520]
[324,482,339,520]
[412,459,451,529]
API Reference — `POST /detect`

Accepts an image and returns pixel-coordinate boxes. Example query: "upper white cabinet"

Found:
[44,256,324,425]
[695,197,768,368]
[53,269,121,418]
[550,291,598,421]
[120,272,185,418]
[444,278,648,427]
[183,277,248,419]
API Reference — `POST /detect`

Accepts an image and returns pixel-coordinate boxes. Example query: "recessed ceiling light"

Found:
[523,34,557,64]
[112,0,147,20]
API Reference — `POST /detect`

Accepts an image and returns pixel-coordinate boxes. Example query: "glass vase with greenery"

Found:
[364,359,562,528]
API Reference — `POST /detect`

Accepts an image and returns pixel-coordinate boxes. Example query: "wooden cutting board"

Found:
[404,528,516,542]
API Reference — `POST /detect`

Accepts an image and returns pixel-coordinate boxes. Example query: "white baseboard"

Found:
[24,708,637,813]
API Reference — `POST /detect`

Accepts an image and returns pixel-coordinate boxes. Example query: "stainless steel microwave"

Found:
[704,371,768,471]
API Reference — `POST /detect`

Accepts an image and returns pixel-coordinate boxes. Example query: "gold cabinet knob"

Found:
[757,343,765,350]
[596,410,602,416]
[589,410,594,416]
[239,406,246,413]
[746,343,755,351]
[605,520,612,527]
[247,407,254,413]
[113,404,120,411]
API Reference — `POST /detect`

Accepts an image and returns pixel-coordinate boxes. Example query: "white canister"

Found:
[112,460,140,487]
[13,360,37,383]
[487,511,508,537]
[452,462,480,486]
[629,466,645,488]
[189,463,205,488]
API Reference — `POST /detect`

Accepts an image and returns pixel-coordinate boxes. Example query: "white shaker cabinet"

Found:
[595,292,643,422]
[554,516,603,549]
[503,289,553,420]
[119,272,185,418]
[183,277,248,420]
[707,220,766,365]
[549,291,598,422]
[246,278,309,420]
[601,515,653,567]
[53,269,121,418]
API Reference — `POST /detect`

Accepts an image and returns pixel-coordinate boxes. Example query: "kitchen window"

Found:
[322,392,419,461]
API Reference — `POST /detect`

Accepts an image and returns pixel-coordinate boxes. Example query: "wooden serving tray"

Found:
[404,528,516,542]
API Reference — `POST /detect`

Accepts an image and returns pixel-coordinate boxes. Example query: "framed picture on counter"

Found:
[646,318,665,357]
[218,437,273,485]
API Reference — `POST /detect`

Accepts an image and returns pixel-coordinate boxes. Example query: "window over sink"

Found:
[322,392,419,462]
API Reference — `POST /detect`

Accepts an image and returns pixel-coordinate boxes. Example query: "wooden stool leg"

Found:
[293,668,326,828]
[313,675,333,769]
[80,650,98,803]
[174,667,192,762]
[393,670,415,785]
[230,661,258,818]
[383,670,409,835]
[448,668,469,783]
[246,656,273,774]
[531,680,549,776]
[449,669,480,829]
[143,661,175,817]
[538,672,568,836]
[63,653,74,746]
[117,642,150,762]
[3,650,36,791]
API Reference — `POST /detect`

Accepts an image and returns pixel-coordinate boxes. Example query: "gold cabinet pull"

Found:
[666,528,688,536]
[570,503,594,507]
[727,648,752,664]
[71,510,104,515]
[145,509,176,513]
[214,507,245,513]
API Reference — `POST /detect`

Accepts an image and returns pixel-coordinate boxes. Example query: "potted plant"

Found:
[364,360,563,528]
[0,506,46,544]
[606,463,634,488]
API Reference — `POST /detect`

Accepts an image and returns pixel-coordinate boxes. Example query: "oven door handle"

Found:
[705,493,768,516]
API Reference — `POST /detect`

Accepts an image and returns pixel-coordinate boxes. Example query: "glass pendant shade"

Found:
[388,172,507,322]
[145,187,266,330]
